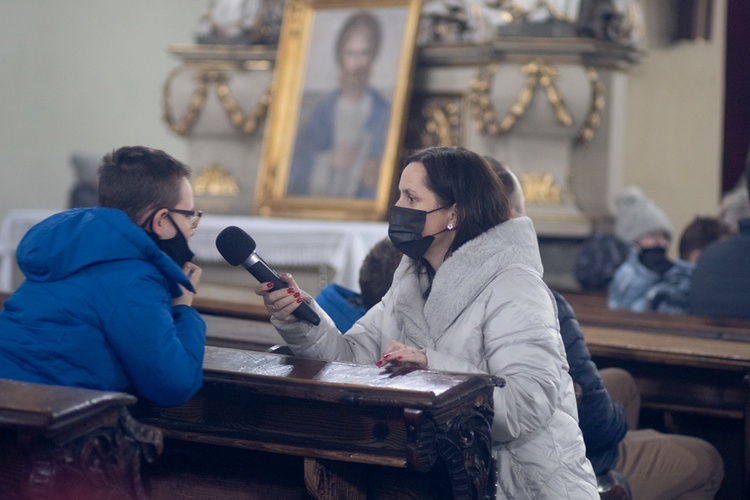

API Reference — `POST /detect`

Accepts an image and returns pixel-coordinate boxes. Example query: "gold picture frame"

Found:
[253,0,422,221]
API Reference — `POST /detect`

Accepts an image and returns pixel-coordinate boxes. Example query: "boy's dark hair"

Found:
[97,146,191,224]
[359,238,402,310]
[678,216,732,261]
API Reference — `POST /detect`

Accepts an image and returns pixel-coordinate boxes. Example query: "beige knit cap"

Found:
[614,186,673,244]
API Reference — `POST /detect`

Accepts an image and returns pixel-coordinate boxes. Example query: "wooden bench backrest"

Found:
[562,290,750,342]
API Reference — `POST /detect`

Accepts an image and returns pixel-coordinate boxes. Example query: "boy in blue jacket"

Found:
[0,146,206,407]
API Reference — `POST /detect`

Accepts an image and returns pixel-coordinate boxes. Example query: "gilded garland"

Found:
[468,60,605,145]
[162,67,271,136]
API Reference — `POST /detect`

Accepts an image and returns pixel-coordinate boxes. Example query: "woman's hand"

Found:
[173,262,202,307]
[254,273,304,323]
[376,341,427,369]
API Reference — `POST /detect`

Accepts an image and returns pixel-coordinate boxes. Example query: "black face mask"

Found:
[388,205,450,261]
[144,212,195,268]
[638,247,673,274]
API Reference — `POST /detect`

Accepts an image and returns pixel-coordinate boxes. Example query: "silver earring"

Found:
[447,223,454,230]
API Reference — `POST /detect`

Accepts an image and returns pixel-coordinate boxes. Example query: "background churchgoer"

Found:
[678,216,732,264]
[315,237,402,332]
[690,166,750,318]
[488,157,724,500]
[68,150,101,208]
[718,155,750,233]
[574,229,631,292]
[0,146,206,407]
[257,146,599,498]
[608,186,693,314]
[287,11,390,199]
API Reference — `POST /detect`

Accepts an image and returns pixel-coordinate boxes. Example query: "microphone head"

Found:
[216,226,257,266]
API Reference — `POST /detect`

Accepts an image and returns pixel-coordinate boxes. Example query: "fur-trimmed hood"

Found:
[390,217,543,349]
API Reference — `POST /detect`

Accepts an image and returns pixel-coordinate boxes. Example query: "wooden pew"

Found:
[202,313,284,351]
[195,288,750,496]
[0,378,163,500]
[564,290,750,342]
[193,293,270,322]
[560,290,750,498]
[134,346,498,500]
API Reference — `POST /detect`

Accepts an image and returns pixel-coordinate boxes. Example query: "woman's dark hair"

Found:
[403,147,511,281]
[97,146,191,224]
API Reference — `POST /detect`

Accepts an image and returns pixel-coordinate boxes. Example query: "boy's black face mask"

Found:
[143,211,195,268]
[638,247,673,274]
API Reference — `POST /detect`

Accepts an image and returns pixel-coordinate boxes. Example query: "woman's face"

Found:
[395,162,455,243]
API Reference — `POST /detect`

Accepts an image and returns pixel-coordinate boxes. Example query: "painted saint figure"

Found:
[287,11,390,199]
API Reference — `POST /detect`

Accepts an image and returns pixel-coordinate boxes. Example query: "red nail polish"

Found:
[296,298,302,303]
[376,361,383,367]
[397,356,403,360]
[383,353,390,359]
[294,292,300,298]
[266,283,274,288]
[287,288,294,293]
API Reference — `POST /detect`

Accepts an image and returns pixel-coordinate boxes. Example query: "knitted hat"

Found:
[614,186,673,244]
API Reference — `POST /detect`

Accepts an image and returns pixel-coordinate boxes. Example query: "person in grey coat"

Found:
[256,146,598,499]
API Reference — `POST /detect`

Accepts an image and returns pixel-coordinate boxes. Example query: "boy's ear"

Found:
[150,208,171,238]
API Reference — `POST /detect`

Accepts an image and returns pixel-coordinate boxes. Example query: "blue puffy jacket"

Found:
[315,283,366,333]
[608,249,694,314]
[0,207,205,406]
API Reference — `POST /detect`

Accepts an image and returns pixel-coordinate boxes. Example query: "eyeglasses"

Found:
[169,208,203,228]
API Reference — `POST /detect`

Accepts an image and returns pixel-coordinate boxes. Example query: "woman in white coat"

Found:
[257,146,598,499]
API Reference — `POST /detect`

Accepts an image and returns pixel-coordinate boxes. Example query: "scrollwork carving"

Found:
[522,172,561,204]
[403,397,495,500]
[408,94,464,149]
[24,410,162,500]
[403,408,439,473]
[434,400,496,500]
[193,164,241,196]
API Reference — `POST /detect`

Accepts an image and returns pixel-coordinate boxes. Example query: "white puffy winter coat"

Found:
[272,217,598,499]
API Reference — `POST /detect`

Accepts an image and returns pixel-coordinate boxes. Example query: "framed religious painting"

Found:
[253,0,422,221]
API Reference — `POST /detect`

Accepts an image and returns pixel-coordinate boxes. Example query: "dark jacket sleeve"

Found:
[553,290,628,475]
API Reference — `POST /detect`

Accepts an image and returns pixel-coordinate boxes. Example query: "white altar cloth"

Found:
[0,209,389,294]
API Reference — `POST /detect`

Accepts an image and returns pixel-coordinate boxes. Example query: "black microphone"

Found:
[215,226,321,326]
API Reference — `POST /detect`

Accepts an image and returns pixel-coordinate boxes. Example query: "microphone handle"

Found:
[246,259,321,326]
